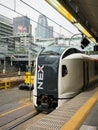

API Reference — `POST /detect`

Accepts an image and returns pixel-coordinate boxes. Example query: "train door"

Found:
[83,61,89,89]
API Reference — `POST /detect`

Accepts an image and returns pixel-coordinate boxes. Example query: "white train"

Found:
[33,44,98,112]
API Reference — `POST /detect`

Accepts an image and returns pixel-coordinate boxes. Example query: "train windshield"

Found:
[40,45,68,55]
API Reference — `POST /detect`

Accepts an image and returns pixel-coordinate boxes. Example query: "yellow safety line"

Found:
[0,103,32,118]
[61,91,98,130]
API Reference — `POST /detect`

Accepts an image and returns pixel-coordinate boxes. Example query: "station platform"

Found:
[27,86,98,130]
[80,103,98,130]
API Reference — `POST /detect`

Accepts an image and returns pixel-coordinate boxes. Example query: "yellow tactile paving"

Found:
[61,91,98,130]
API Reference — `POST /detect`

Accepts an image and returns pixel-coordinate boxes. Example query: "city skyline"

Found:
[0,0,79,38]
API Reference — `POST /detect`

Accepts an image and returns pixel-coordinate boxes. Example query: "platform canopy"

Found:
[46,0,98,43]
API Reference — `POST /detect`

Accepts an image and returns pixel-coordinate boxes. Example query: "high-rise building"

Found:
[35,14,53,39]
[13,16,31,35]
[48,26,53,38]
[13,16,32,53]
[0,14,14,54]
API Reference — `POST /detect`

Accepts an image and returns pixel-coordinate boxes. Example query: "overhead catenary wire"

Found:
[20,0,74,35]
[0,3,60,36]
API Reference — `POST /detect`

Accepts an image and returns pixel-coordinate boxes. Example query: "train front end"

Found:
[33,45,82,112]
[33,45,68,112]
[34,54,60,112]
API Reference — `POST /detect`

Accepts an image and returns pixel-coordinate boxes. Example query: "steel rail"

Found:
[5,111,39,130]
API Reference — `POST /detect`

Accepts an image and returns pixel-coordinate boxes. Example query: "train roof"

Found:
[65,53,95,60]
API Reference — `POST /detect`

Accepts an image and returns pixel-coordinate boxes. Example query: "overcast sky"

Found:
[0,0,79,37]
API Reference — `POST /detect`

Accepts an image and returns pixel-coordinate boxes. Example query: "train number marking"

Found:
[37,65,44,89]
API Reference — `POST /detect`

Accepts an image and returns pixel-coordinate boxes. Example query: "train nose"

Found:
[37,95,57,112]
[41,95,49,110]
[41,95,49,106]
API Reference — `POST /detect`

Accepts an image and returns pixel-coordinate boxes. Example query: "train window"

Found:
[40,45,68,55]
[62,65,68,77]
[62,48,81,59]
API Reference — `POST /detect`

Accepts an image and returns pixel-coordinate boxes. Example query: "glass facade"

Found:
[35,14,53,38]
[13,16,30,35]
[13,16,32,53]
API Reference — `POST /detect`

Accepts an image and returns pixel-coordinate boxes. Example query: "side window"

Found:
[62,65,68,77]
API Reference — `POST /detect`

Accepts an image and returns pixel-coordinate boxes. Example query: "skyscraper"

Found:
[13,16,32,53]
[35,14,53,39]
[48,26,53,38]
[13,16,31,35]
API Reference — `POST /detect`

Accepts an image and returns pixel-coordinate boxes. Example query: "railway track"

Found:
[0,87,46,130]
[1,110,40,130]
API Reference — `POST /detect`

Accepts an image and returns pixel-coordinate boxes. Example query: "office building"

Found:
[48,26,53,38]
[13,16,31,35]
[35,14,53,39]
[13,16,32,53]
[0,14,14,55]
